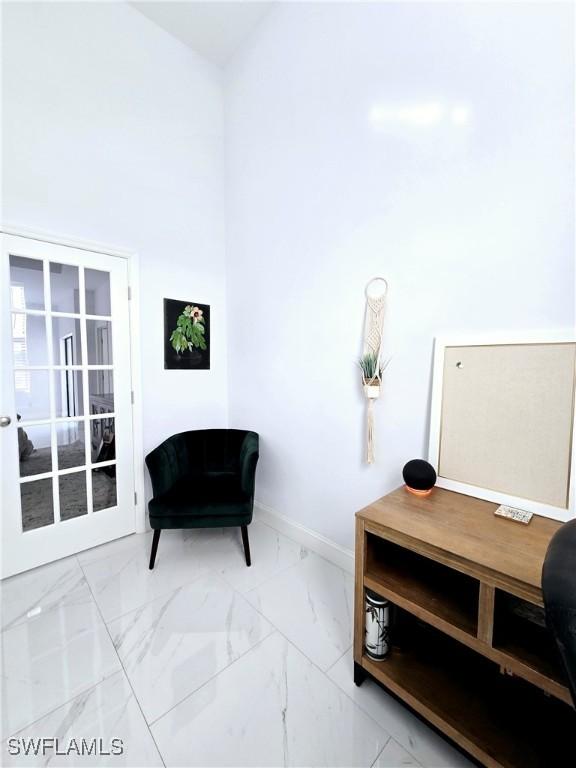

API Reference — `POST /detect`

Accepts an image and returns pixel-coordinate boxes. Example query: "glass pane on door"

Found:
[52,317,83,365]
[9,255,45,311]
[85,269,111,316]
[87,320,113,365]
[92,468,116,511]
[54,370,84,418]
[91,417,115,464]
[50,263,80,313]
[56,421,86,470]
[14,370,50,421]
[88,369,114,413]
[21,479,54,531]
[18,424,52,477]
[12,314,48,366]
[59,472,88,521]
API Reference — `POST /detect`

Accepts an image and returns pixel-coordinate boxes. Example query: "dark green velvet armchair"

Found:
[145,429,259,570]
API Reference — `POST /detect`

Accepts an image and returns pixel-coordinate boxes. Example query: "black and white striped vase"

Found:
[364,590,390,660]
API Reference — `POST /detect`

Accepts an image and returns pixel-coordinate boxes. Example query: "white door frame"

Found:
[1,223,147,535]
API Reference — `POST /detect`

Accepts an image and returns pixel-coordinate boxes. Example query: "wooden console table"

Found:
[354,487,575,768]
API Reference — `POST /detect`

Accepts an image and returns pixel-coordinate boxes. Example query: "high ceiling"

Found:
[131,2,274,67]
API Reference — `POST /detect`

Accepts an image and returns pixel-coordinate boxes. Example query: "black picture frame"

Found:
[163,298,210,370]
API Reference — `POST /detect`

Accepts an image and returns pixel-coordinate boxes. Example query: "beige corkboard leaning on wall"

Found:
[429,335,576,522]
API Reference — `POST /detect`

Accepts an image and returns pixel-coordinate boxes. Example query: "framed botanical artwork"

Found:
[163,298,210,370]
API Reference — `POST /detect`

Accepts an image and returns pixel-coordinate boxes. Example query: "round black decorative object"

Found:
[402,459,437,496]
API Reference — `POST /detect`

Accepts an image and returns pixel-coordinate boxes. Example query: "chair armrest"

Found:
[239,432,259,498]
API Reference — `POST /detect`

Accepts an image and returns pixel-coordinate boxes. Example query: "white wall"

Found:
[225,2,575,550]
[2,3,228,496]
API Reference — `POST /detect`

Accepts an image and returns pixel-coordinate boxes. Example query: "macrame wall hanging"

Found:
[360,277,388,464]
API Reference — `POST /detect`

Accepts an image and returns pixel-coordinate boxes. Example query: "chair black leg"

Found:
[241,524,251,567]
[149,529,161,570]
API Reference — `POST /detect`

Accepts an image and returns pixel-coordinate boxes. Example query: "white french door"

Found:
[1,234,135,578]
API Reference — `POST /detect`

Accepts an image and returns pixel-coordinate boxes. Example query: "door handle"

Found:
[0,416,12,427]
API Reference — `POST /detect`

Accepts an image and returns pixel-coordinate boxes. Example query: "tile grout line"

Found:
[96,566,278,730]
[1,555,121,743]
[325,644,353,673]
[217,540,312,597]
[1,673,124,747]
[148,628,279,728]
[149,621,388,768]
[81,536,216,627]
[2,548,204,752]
[82,522,322,628]
[225,595,392,768]
[99,532,342,731]
[75,527,318,732]
[256,516,353,577]
[236,533,352,603]
[369,735,393,768]
[321,646,452,766]
[75,532,151,570]
[231,558,354,684]
[95,518,305,630]
[228,587,392,756]
[78,540,305,751]
[225,570,396,757]
[76,555,167,768]
[5,541,384,766]
[7,543,452,767]
[99,566,211,627]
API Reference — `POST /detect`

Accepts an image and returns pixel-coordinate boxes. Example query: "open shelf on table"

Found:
[492,591,567,688]
[362,611,575,768]
[365,533,479,639]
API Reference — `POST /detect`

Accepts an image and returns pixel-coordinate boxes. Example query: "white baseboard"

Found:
[254,501,354,575]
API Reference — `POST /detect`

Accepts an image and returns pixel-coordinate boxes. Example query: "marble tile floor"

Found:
[1,520,474,767]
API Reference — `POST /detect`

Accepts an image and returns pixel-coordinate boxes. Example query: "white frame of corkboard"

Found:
[428,332,576,522]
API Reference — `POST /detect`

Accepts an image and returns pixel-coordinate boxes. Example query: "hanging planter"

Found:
[360,355,382,400]
[360,278,389,464]
[364,382,380,400]
[363,382,381,399]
